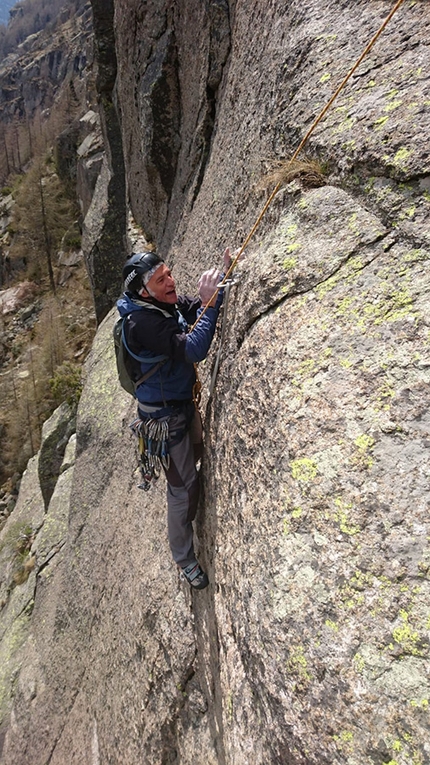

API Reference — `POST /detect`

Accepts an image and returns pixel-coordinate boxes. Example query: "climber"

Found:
[117,248,232,590]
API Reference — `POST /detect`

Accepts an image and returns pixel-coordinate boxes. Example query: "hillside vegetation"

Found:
[0,0,86,60]
[0,0,95,493]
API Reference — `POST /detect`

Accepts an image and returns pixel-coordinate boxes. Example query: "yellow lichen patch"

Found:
[292,358,316,387]
[384,99,402,113]
[384,146,412,170]
[342,139,356,152]
[410,698,429,710]
[291,348,332,388]
[398,205,416,220]
[373,380,395,412]
[335,296,353,316]
[283,256,298,270]
[286,644,312,690]
[333,497,361,536]
[290,457,318,482]
[374,115,390,130]
[325,619,339,631]
[291,506,303,518]
[333,116,356,134]
[339,570,374,610]
[389,610,424,656]
[333,730,354,752]
[286,241,301,256]
[353,434,375,470]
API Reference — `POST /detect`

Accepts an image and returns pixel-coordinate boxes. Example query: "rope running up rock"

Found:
[191,0,407,333]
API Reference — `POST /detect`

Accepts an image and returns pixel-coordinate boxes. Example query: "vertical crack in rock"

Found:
[190,0,231,208]
[193,499,228,763]
[85,0,127,323]
[138,27,181,214]
[38,403,76,510]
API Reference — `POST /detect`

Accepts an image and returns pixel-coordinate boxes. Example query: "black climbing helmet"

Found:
[122,251,164,293]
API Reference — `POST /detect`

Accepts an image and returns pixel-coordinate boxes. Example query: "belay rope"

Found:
[130,417,170,490]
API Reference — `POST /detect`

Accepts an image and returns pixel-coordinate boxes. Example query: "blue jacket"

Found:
[116,290,223,404]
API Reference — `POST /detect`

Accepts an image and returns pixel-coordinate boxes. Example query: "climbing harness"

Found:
[130,417,170,491]
[209,276,239,397]
[189,0,407,396]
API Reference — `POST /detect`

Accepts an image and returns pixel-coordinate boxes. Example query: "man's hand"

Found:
[198,267,222,307]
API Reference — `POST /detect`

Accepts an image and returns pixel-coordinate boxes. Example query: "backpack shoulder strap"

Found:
[121,315,168,364]
[133,358,168,390]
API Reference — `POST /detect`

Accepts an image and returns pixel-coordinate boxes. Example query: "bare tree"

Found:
[37,167,56,293]
[10,156,79,292]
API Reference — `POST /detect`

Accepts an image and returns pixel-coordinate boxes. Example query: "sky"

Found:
[0,0,18,26]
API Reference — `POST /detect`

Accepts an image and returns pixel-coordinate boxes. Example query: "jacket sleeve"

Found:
[184,304,221,363]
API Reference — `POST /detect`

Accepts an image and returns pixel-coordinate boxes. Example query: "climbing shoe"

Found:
[180,561,209,590]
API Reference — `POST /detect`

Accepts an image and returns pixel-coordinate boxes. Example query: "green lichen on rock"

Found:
[283,256,297,270]
[0,611,31,724]
[353,434,375,469]
[333,497,360,536]
[290,458,318,482]
[374,115,390,130]
[387,610,426,657]
[286,643,312,690]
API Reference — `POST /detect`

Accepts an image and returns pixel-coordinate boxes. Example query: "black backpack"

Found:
[113,315,168,397]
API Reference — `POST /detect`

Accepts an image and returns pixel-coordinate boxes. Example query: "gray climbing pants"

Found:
[162,407,203,568]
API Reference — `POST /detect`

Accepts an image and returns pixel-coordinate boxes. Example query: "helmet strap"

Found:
[138,284,155,299]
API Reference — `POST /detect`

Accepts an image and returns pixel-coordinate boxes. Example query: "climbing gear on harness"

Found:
[193,363,202,408]
[209,276,239,397]
[130,417,170,491]
[180,561,209,590]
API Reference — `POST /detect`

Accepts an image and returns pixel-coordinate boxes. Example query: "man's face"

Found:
[144,264,178,304]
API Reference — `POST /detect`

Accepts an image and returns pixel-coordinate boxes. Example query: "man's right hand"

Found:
[198,267,222,307]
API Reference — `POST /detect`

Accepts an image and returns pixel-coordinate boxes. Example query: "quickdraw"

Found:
[130,417,170,491]
[192,363,202,408]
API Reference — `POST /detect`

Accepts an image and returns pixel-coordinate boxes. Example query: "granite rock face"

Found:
[1,1,430,764]
[114,0,231,252]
